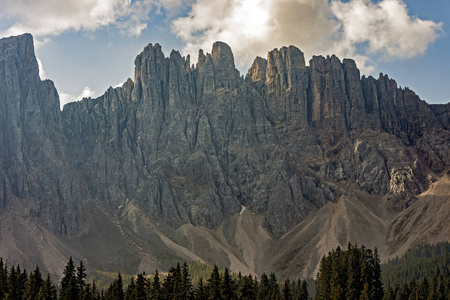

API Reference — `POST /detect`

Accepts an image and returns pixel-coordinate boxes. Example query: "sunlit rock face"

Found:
[0,33,449,277]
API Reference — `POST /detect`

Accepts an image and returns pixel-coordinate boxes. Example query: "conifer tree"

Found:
[60,257,79,300]
[105,273,124,300]
[268,273,281,300]
[133,273,147,300]
[301,280,309,300]
[239,275,255,300]
[5,265,27,299]
[282,279,292,300]
[316,245,383,300]
[181,262,193,300]
[81,283,95,300]
[23,265,43,300]
[163,267,175,297]
[221,267,236,300]
[207,265,222,300]
[125,277,135,300]
[294,280,308,300]
[0,258,7,299]
[383,285,395,300]
[17,265,28,299]
[257,273,270,300]
[316,255,331,300]
[372,248,383,300]
[37,273,57,300]
[346,243,360,300]
[149,270,161,300]
[196,278,208,300]
[77,261,87,294]
[6,266,18,300]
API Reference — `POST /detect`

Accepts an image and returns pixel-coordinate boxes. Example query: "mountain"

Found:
[0,33,449,279]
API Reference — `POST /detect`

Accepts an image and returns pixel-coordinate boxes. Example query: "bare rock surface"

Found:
[0,34,449,278]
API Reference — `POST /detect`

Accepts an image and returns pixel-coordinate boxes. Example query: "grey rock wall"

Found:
[1,34,449,237]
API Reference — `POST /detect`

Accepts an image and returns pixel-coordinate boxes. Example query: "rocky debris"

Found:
[0,34,449,240]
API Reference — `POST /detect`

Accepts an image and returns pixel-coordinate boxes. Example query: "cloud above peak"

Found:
[172,0,442,74]
[0,0,442,78]
[0,0,160,39]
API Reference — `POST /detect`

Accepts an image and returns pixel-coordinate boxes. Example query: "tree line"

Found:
[1,242,449,299]
[383,273,450,299]
[381,242,450,299]
[382,242,450,287]
[0,257,309,299]
[315,243,383,300]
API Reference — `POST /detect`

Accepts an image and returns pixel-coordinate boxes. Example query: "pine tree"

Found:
[372,248,383,300]
[5,265,27,299]
[133,273,147,300]
[239,275,255,300]
[417,277,429,300]
[105,273,124,300]
[163,267,175,297]
[346,243,360,300]
[0,258,7,300]
[383,285,395,300]
[282,280,292,300]
[196,278,208,300]
[149,270,161,300]
[316,245,384,300]
[207,265,222,300]
[125,277,135,300]
[77,261,87,295]
[37,274,57,300]
[316,255,331,300]
[60,257,79,300]
[6,266,18,300]
[297,280,308,300]
[81,283,95,300]
[221,267,236,300]
[23,265,43,300]
[181,262,193,300]
[91,281,100,300]
[257,273,270,300]
[16,265,28,299]
[268,273,280,300]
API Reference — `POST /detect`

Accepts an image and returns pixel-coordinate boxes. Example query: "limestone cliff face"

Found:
[1,34,449,245]
[0,34,86,234]
[61,41,335,235]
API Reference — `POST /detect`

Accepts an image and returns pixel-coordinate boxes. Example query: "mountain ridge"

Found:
[0,33,449,279]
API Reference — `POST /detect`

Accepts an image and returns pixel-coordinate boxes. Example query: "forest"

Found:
[0,242,449,299]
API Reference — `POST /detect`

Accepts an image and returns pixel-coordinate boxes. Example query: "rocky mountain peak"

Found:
[0,34,449,278]
[210,41,240,90]
[0,33,39,81]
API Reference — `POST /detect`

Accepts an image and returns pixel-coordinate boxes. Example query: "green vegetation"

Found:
[382,242,450,287]
[381,242,450,299]
[0,258,309,299]
[315,243,383,300]
[2,242,450,299]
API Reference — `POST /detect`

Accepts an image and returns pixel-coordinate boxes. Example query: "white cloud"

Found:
[172,0,442,74]
[59,87,97,109]
[36,58,46,80]
[330,0,442,62]
[0,0,173,40]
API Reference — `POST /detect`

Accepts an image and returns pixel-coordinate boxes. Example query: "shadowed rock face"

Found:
[0,34,449,276]
[0,34,86,234]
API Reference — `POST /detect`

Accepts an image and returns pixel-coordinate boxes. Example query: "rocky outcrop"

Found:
[0,34,86,234]
[0,34,449,276]
[61,40,337,235]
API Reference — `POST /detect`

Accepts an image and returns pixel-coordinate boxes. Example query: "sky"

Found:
[0,0,448,108]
